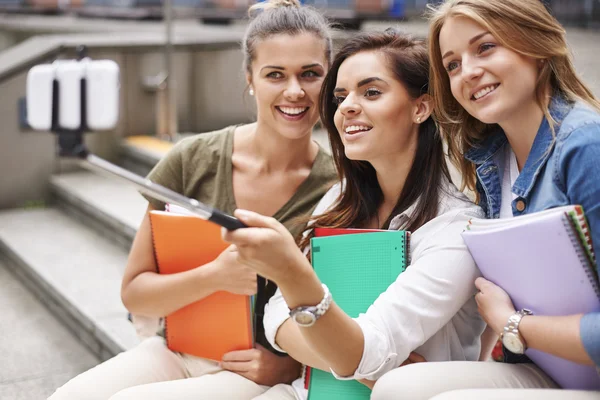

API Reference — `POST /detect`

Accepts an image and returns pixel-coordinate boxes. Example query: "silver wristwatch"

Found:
[289,284,332,327]
[501,309,533,354]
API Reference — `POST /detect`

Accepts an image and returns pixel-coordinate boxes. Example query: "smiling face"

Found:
[438,16,541,125]
[332,51,418,163]
[248,32,327,140]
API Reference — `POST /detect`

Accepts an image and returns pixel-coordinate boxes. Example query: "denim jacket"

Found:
[465,97,600,368]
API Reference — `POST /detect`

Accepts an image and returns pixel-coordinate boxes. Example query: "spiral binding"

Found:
[569,208,596,266]
[561,215,600,302]
[405,231,412,268]
[148,213,171,344]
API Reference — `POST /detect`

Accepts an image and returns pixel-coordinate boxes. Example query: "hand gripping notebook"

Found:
[149,210,253,361]
[307,230,409,400]
[461,205,600,390]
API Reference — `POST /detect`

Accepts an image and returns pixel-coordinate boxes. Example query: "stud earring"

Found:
[249,88,254,96]
[417,117,422,123]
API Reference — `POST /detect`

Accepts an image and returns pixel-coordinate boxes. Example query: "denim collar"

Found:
[464,125,507,166]
[465,96,572,197]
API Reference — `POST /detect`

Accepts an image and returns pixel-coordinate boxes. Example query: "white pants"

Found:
[49,336,298,400]
[431,389,600,400]
[371,361,599,400]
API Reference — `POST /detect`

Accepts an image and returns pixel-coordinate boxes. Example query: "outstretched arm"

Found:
[222,210,366,376]
[224,208,482,380]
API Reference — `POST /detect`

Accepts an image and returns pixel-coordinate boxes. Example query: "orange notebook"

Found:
[148,210,254,360]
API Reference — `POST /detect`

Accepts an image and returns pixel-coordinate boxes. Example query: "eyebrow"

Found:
[260,63,323,72]
[261,65,284,71]
[333,77,385,93]
[441,31,491,60]
[302,63,322,69]
[358,77,385,87]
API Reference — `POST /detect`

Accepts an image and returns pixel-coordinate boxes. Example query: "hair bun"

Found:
[250,0,301,13]
[264,0,301,8]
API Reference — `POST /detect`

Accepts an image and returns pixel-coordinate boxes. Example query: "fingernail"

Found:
[236,209,251,218]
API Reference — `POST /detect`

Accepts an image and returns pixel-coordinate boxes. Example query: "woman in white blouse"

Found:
[223,30,486,399]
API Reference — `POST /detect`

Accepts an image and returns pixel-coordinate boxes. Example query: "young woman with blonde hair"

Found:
[368,1,600,399]
[49,1,337,399]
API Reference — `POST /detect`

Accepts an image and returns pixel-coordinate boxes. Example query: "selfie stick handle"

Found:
[52,48,246,231]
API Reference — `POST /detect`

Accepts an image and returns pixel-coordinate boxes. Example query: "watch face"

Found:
[293,311,316,327]
[502,332,525,354]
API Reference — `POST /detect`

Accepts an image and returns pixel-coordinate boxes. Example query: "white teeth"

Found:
[473,85,498,100]
[279,107,308,115]
[345,125,372,133]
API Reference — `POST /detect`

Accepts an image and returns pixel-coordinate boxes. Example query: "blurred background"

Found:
[0,0,597,28]
[0,1,598,399]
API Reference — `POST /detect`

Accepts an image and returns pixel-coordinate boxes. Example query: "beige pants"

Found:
[431,389,600,400]
[49,336,298,400]
[371,361,560,400]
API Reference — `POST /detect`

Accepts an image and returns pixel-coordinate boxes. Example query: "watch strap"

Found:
[502,309,533,346]
[289,283,332,324]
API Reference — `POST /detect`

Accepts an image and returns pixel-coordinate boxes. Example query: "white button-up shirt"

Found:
[263,180,486,398]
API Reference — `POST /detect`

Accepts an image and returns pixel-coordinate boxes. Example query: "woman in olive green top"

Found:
[48,1,336,399]
[144,124,335,241]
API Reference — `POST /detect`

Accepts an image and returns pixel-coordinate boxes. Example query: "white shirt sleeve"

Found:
[264,182,483,382]
[263,288,292,353]
[263,183,342,353]
[332,207,483,381]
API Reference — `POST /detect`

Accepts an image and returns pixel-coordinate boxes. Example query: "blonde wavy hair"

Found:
[427,0,600,195]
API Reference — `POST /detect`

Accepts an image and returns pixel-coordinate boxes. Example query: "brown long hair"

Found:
[427,0,600,196]
[298,30,450,251]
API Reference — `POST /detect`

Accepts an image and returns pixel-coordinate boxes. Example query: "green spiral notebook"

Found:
[308,230,410,400]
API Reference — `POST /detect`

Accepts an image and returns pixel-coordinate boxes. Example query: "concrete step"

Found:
[0,207,139,364]
[120,135,172,178]
[50,170,148,251]
[0,260,98,400]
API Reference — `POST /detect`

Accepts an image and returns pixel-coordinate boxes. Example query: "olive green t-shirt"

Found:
[143,125,337,353]
[144,125,337,239]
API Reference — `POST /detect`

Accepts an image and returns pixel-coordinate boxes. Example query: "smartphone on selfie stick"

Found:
[25,47,246,231]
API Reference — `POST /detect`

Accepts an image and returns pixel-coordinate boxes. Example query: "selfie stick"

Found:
[43,48,246,231]
[27,46,266,337]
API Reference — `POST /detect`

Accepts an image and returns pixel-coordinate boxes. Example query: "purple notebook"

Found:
[462,205,600,390]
